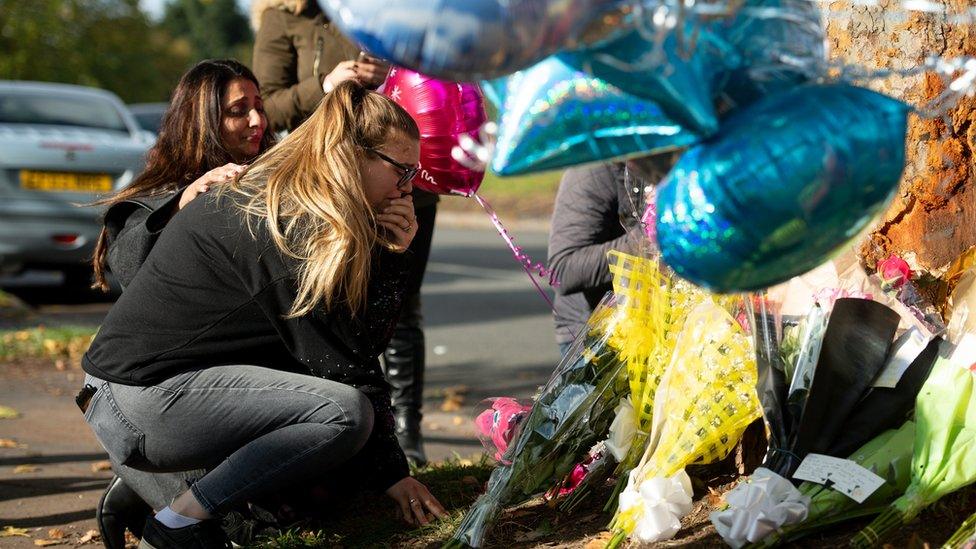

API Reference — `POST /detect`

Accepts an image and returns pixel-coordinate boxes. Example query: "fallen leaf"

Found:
[0,438,25,449]
[440,394,464,412]
[0,405,19,419]
[461,475,479,485]
[77,530,100,544]
[54,360,66,371]
[452,416,464,426]
[706,486,724,508]
[34,539,63,547]
[90,461,112,473]
[13,465,39,474]
[47,528,65,539]
[584,532,614,549]
[0,526,30,537]
[123,531,138,546]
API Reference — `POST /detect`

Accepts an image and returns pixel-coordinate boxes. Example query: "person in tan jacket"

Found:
[251,0,385,133]
[252,0,438,467]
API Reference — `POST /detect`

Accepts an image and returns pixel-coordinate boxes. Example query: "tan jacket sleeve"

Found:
[253,8,324,132]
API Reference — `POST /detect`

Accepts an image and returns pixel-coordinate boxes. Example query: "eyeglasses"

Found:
[366,147,418,191]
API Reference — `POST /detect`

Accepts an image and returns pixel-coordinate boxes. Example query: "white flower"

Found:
[606,396,637,462]
[618,469,694,542]
[710,468,810,548]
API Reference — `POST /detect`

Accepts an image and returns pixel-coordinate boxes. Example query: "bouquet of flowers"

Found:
[714,260,938,547]
[608,299,761,546]
[743,420,915,547]
[446,295,629,548]
[559,251,714,514]
[852,337,976,548]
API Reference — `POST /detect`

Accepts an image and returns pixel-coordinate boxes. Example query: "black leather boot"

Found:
[97,475,152,549]
[383,294,427,467]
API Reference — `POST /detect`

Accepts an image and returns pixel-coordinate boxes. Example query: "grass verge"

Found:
[0,325,98,362]
[252,455,494,548]
[438,170,562,221]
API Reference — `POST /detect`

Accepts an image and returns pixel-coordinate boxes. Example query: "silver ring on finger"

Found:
[409,498,418,505]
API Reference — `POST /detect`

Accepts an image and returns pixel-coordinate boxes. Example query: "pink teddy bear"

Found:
[475,397,531,463]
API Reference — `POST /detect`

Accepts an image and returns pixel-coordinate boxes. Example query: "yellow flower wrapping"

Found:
[642,300,760,477]
[606,251,703,465]
[615,300,761,537]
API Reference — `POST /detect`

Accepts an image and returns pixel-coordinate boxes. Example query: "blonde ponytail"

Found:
[220,81,419,317]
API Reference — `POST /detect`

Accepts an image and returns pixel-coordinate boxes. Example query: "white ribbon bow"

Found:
[710,467,810,548]
[619,469,694,542]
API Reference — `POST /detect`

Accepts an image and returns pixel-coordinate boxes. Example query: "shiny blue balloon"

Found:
[486,56,698,176]
[319,0,629,81]
[559,14,723,136]
[712,0,826,107]
[656,84,908,292]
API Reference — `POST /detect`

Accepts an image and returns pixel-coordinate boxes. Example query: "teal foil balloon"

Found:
[559,12,722,136]
[712,0,826,107]
[487,56,697,176]
[656,84,908,292]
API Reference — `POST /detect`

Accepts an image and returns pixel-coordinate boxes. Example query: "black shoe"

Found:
[97,475,152,549]
[138,516,230,549]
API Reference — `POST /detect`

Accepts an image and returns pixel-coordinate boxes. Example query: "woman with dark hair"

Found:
[91,58,275,291]
[80,81,446,549]
[89,58,275,548]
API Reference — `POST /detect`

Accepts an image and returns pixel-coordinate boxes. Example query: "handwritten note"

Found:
[793,453,885,503]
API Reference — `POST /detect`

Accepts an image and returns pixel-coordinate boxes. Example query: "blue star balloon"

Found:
[485,56,698,176]
[319,0,629,81]
[559,7,724,136]
[712,0,826,107]
[656,84,909,292]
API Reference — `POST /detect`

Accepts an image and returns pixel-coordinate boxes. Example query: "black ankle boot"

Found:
[97,475,152,549]
[383,302,427,467]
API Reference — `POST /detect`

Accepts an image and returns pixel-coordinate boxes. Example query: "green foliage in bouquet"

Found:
[852,339,976,548]
[446,297,629,548]
[748,420,914,547]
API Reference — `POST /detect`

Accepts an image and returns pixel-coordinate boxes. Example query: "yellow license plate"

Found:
[20,170,113,193]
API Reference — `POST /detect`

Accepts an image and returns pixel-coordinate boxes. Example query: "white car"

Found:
[0,81,153,288]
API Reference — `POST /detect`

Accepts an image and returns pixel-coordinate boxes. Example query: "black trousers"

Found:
[383,203,436,424]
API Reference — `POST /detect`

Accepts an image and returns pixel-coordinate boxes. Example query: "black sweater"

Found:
[85,192,411,490]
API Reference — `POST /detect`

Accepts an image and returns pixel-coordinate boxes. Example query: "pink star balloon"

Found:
[383,67,488,196]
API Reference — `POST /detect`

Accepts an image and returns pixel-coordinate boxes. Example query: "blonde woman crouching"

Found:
[78,81,446,549]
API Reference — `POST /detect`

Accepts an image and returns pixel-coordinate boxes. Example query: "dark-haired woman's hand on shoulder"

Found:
[178,163,244,210]
[385,476,448,526]
[377,195,417,252]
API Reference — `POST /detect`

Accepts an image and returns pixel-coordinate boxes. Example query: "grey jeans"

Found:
[82,365,374,514]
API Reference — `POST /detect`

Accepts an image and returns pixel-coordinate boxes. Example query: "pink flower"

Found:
[878,255,913,289]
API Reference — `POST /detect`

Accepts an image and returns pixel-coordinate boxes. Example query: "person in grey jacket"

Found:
[547,161,668,355]
[89,59,275,549]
